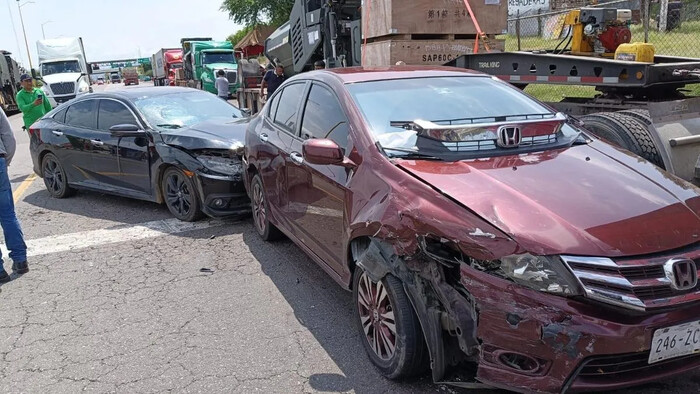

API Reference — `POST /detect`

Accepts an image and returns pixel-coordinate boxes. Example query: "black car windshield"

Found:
[41,60,81,75]
[202,52,235,64]
[346,76,582,159]
[133,91,243,130]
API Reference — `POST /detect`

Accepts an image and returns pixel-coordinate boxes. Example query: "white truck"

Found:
[36,37,92,107]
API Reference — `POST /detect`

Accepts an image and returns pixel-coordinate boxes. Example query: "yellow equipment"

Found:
[615,43,656,63]
[563,8,634,57]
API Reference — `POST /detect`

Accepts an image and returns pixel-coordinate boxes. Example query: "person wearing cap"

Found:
[0,106,28,283]
[314,60,326,70]
[16,74,52,130]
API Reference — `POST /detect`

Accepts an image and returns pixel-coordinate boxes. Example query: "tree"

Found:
[227,25,255,47]
[220,0,293,27]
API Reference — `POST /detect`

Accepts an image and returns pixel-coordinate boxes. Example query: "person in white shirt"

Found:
[215,70,229,101]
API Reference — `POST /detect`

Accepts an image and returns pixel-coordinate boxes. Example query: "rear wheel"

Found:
[41,153,74,198]
[353,268,428,379]
[250,174,282,241]
[162,167,203,222]
[580,112,664,168]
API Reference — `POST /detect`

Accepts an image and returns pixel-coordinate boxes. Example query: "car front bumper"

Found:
[459,266,700,393]
[194,172,250,218]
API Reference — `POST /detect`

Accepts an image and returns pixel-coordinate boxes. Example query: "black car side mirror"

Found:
[110,124,144,137]
[240,108,251,117]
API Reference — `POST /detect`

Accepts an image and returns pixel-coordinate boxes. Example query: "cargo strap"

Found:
[461,0,492,54]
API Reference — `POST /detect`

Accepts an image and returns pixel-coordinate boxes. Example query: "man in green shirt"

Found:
[16,74,52,129]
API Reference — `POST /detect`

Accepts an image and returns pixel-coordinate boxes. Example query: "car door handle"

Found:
[259,133,269,142]
[90,139,104,146]
[290,152,303,165]
[51,130,63,136]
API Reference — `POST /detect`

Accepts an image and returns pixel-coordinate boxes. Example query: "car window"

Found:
[65,100,97,129]
[300,84,349,154]
[98,100,138,131]
[52,107,67,124]
[273,83,306,133]
[267,90,282,121]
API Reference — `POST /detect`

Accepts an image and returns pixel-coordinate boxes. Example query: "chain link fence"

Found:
[501,0,700,101]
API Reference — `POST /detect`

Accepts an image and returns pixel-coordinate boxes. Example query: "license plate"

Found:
[648,320,700,364]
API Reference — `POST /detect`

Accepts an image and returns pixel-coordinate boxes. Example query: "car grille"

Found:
[226,71,237,84]
[50,82,75,95]
[442,134,557,152]
[561,248,700,311]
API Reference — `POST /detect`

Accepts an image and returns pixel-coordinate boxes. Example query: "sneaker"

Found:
[0,269,10,283]
[12,261,28,275]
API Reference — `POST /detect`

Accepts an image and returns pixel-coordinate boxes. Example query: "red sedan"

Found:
[243,66,700,393]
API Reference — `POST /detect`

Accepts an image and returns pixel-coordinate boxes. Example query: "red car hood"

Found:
[397,142,700,257]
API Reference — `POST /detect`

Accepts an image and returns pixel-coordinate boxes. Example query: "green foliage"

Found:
[220,0,293,26]
[227,25,255,47]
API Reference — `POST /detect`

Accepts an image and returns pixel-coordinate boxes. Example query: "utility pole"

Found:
[6,0,25,66]
[660,0,668,32]
[41,20,52,39]
[16,0,35,71]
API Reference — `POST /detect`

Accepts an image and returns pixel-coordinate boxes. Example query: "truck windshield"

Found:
[41,60,81,76]
[346,76,582,160]
[202,52,235,65]
[133,91,243,130]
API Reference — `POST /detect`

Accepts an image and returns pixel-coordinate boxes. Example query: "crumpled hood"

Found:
[159,117,249,153]
[42,72,82,86]
[397,142,700,257]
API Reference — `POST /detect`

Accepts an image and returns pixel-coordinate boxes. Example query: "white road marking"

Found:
[1,218,226,258]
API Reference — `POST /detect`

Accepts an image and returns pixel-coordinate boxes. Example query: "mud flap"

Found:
[647,97,700,185]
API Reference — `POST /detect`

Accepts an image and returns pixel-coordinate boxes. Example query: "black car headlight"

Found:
[498,254,582,296]
[196,155,243,176]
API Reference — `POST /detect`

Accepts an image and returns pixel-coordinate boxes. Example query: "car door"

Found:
[95,99,151,194]
[257,81,309,230]
[286,82,352,275]
[61,99,98,186]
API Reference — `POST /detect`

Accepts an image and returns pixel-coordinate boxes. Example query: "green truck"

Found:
[180,37,239,96]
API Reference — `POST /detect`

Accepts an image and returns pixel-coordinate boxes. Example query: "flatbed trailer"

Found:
[446,52,700,186]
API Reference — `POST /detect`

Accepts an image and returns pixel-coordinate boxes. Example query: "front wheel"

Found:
[41,153,75,198]
[161,167,203,222]
[353,268,428,379]
[250,174,282,241]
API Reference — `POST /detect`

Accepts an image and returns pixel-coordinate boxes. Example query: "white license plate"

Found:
[648,320,700,364]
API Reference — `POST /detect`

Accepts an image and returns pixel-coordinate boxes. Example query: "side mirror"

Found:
[240,108,251,117]
[302,139,355,168]
[109,124,144,137]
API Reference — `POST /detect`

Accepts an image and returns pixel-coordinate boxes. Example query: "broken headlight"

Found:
[498,254,582,296]
[196,155,243,175]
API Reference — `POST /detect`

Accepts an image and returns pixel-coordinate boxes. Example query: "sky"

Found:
[1,0,243,69]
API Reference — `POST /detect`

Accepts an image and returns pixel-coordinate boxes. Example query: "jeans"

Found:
[0,157,27,270]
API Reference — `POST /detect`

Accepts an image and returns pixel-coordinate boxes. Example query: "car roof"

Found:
[84,86,201,101]
[306,65,486,84]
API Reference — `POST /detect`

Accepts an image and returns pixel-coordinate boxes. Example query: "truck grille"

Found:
[50,82,75,95]
[226,71,237,84]
[561,247,700,311]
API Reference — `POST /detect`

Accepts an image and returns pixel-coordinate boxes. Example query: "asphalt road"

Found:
[0,82,697,393]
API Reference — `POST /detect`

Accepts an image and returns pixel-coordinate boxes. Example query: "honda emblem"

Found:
[664,258,698,291]
[497,126,522,148]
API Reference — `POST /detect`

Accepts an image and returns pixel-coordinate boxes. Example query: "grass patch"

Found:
[496,19,700,102]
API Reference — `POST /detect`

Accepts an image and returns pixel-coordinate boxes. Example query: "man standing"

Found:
[215,70,229,101]
[314,60,326,70]
[16,74,52,130]
[0,108,29,283]
[260,64,286,99]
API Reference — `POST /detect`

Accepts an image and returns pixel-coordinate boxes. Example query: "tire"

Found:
[580,112,665,168]
[353,268,428,380]
[161,167,203,222]
[41,153,75,198]
[250,174,282,241]
[618,108,652,126]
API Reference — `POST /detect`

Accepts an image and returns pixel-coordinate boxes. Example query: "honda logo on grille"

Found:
[664,258,698,291]
[497,126,522,148]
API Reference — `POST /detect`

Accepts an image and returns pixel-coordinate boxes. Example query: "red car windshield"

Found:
[346,76,582,159]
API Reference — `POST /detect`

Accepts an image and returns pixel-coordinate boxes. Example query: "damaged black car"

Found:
[29,87,250,221]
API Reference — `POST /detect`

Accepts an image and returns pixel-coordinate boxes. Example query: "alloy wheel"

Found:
[43,158,64,194]
[357,271,397,360]
[165,172,194,216]
[252,181,266,234]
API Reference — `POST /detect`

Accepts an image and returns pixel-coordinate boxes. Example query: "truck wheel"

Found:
[581,112,664,168]
[618,108,652,126]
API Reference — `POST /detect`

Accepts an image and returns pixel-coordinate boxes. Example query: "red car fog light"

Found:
[484,346,550,376]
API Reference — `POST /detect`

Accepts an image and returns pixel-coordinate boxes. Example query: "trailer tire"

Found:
[581,112,664,168]
[618,108,652,126]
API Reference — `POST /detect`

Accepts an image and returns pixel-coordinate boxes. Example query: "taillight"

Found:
[28,127,39,138]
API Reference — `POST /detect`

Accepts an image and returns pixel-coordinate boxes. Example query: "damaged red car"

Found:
[243,66,700,393]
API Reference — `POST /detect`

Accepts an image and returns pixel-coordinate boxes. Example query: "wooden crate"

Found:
[364,0,507,39]
[362,38,505,67]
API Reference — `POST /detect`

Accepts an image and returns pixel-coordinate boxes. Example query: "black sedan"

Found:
[28,87,250,221]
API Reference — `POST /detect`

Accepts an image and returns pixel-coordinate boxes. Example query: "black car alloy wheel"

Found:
[162,167,202,222]
[41,153,74,198]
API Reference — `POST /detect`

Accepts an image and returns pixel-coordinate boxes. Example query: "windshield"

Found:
[346,76,581,159]
[202,51,235,65]
[133,91,243,130]
[41,60,81,76]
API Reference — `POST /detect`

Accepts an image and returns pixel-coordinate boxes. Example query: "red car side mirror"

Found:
[302,139,355,168]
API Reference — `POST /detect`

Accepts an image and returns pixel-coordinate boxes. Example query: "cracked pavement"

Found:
[2,92,698,393]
